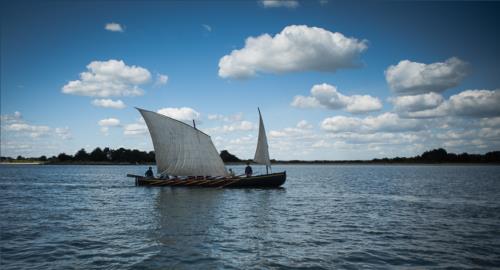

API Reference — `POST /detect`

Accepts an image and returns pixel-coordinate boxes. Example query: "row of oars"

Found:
[142,177,240,188]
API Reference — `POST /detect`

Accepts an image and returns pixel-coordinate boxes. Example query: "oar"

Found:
[217,179,240,188]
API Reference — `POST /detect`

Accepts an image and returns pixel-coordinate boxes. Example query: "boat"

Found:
[127,107,286,188]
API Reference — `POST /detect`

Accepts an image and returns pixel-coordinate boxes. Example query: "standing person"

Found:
[245,162,253,177]
[145,166,154,178]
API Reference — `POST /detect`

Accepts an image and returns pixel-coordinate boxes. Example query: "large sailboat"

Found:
[127,108,286,188]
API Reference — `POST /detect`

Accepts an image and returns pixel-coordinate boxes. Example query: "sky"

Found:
[1,0,500,160]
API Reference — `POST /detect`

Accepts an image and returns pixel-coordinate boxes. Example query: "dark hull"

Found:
[127,171,286,188]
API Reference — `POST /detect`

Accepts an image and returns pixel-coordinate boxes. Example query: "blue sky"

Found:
[1,0,500,160]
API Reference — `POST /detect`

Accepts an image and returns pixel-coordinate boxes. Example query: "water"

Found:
[1,164,499,269]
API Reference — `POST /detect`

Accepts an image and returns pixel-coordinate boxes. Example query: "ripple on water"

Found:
[1,164,500,269]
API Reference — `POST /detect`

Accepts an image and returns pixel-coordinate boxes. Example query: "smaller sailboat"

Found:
[127,108,286,188]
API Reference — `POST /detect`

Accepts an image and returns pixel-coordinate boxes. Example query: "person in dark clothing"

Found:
[245,162,253,177]
[145,167,154,178]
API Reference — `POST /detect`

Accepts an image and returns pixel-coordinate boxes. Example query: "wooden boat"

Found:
[127,171,286,188]
[127,107,286,188]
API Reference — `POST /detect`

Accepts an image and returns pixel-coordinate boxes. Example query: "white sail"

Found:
[253,108,271,166]
[138,108,227,176]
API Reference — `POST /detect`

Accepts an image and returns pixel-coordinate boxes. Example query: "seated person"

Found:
[145,167,154,178]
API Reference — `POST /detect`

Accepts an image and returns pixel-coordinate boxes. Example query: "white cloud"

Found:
[123,123,148,136]
[291,83,382,113]
[321,112,425,133]
[222,121,255,132]
[202,24,212,32]
[91,99,126,109]
[218,25,367,79]
[98,118,121,127]
[62,59,151,97]
[0,111,23,124]
[290,96,321,108]
[390,92,444,112]
[157,107,200,122]
[296,120,312,129]
[401,89,500,118]
[447,89,500,117]
[154,73,168,86]
[207,112,244,122]
[385,57,468,95]
[1,112,72,140]
[5,123,51,138]
[54,127,72,140]
[259,0,299,8]
[105,22,124,32]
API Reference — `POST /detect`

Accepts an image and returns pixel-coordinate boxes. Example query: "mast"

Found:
[253,107,271,174]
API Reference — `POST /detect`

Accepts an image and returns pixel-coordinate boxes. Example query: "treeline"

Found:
[2,148,499,164]
[1,147,155,164]
[371,148,500,163]
[277,148,500,164]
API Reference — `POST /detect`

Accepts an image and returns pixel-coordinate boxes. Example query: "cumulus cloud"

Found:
[218,25,367,79]
[123,123,148,136]
[1,112,72,139]
[157,107,200,122]
[291,83,382,113]
[62,59,151,97]
[5,123,51,138]
[0,111,22,124]
[296,120,313,129]
[91,99,126,109]
[401,89,500,118]
[105,22,124,32]
[385,57,468,95]
[222,121,255,132]
[390,92,444,112]
[321,112,425,133]
[98,118,121,127]
[259,0,299,8]
[54,127,72,140]
[154,73,168,87]
[207,112,244,122]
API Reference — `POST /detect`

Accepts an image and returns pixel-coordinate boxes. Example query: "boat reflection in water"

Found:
[131,186,287,268]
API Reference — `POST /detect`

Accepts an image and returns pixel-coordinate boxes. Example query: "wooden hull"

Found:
[127,171,286,188]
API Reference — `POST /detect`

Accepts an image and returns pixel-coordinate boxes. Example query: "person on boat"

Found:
[228,168,235,177]
[245,162,253,177]
[145,167,154,178]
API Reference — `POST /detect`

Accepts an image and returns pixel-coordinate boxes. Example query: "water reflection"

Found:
[142,187,287,268]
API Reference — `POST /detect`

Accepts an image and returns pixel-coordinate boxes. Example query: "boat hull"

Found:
[127,171,286,188]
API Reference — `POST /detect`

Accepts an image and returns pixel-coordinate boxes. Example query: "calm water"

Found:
[1,164,499,269]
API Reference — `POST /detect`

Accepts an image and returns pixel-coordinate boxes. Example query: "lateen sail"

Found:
[138,108,227,176]
[253,108,271,167]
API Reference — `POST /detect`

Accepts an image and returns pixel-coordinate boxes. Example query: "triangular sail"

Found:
[253,108,271,167]
[138,108,227,176]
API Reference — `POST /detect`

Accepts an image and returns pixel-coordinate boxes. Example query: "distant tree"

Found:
[74,148,89,161]
[89,147,106,161]
[39,155,47,161]
[485,151,500,162]
[147,151,155,163]
[16,155,24,160]
[420,148,448,162]
[103,147,112,160]
[220,150,241,162]
[57,153,72,162]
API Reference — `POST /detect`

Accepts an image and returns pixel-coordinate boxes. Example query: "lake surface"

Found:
[1,164,499,269]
